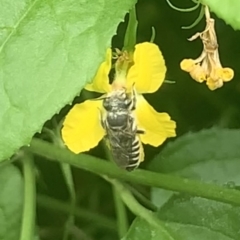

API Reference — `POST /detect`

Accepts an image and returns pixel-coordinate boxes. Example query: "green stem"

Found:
[29,139,240,206]
[61,163,76,240]
[20,154,36,240]
[105,177,174,240]
[102,141,128,237]
[113,186,128,238]
[127,185,158,211]
[37,194,117,231]
[181,4,205,29]
[150,27,156,43]
[166,0,200,12]
[45,124,77,240]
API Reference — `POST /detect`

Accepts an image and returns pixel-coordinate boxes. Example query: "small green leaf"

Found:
[148,128,240,207]
[149,128,240,183]
[123,7,137,52]
[0,164,24,240]
[123,194,240,240]
[159,194,240,240]
[122,217,176,240]
[0,0,137,161]
[200,0,240,30]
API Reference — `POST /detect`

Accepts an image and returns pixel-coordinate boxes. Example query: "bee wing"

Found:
[106,129,134,168]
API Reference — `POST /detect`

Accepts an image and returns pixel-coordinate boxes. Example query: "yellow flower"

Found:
[62,42,176,154]
[180,6,234,90]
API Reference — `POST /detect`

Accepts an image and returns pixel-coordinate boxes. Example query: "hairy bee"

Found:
[101,87,144,171]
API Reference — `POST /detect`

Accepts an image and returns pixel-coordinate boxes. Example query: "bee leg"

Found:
[137,129,145,134]
[121,130,133,137]
[120,129,144,136]
[131,84,137,110]
[100,118,105,129]
[99,110,106,130]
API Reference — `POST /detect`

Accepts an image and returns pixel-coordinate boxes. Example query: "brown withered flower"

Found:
[180,5,234,90]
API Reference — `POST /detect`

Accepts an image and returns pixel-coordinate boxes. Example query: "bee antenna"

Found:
[90,95,108,101]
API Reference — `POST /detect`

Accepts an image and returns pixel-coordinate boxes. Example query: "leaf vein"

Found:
[0,0,40,54]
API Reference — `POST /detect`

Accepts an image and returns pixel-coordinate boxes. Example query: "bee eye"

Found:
[103,99,111,111]
[124,99,131,107]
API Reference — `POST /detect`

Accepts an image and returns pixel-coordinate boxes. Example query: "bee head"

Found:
[103,89,133,111]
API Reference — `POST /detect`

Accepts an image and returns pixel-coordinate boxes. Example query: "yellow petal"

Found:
[217,67,234,82]
[180,59,195,72]
[61,100,105,153]
[127,42,166,94]
[189,64,206,83]
[85,48,112,93]
[136,95,176,146]
[206,77,223,90]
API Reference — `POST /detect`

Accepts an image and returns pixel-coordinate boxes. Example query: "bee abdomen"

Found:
[125,138,141,171]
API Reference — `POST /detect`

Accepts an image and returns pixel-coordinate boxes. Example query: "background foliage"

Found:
[1,0,240,239]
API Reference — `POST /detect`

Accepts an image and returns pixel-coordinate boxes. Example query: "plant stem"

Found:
[102,142,129,237]
[20,154,36,240]
[37,194,117,231]
[61,163,76,240]
[113,186,128,238]
[127,184,158,211]
[105,177,174,240]
[29,138,240,206]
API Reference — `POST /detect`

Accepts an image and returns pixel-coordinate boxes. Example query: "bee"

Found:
[100,87,144,171]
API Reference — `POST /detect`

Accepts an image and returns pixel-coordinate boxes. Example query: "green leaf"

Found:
[159,194,240,240]
[123,194,240,240]
[148,128,240,207]
[200,0,240,30]
[149,128,240,182]
[0,0,137,161]
[0,164,24,240]
[122,217,175,240]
